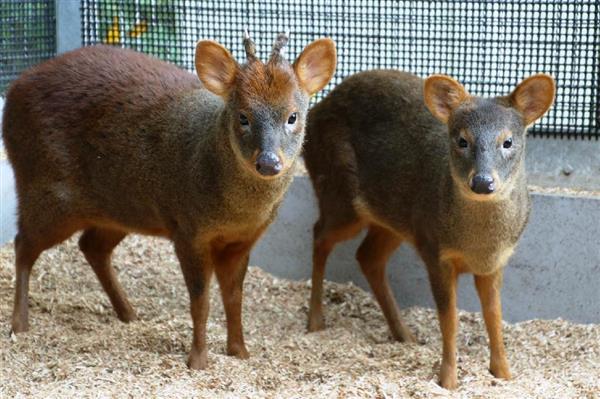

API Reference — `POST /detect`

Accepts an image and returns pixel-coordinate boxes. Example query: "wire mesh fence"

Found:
[0,0,56,94]
[77,1,597,139]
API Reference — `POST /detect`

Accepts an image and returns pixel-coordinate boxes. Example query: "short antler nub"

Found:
[243,30,257,62]
[269,32,289,64]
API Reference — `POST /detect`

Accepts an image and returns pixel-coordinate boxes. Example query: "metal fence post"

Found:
[56,0,82,54]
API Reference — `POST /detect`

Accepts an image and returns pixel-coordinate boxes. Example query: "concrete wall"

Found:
[0,160,16,244]
[0,98,15,245]
[251,176,600,324]
[526,137,600,191]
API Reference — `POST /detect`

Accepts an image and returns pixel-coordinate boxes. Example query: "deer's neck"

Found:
[426,162,529,274]
[440,163,529,257]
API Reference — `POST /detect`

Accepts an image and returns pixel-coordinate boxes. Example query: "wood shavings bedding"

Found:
[1,236,598,398]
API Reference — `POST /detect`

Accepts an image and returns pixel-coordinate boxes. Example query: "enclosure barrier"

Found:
[80,0,599,139]
[0,0,55,94]
[0,1,598,139]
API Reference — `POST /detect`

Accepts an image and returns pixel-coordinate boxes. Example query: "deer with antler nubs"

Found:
[3,33,336,369]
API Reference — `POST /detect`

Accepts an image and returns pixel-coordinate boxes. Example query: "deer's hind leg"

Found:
[11,215,82,333]
[307,215,364,332]
[78,227,135,322]
[11,232,44,333]
[356,225,415,342]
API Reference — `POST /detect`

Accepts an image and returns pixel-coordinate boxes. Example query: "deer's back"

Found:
[3,45,209,170]
[5,46,201,133]
[2,45,223,233]
[305,70,448,233]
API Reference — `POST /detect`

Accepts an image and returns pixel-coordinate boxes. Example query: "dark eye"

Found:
[458,137,468,148]
[287,112,297,125]
[503,137,513,149]
[239,113,249,126]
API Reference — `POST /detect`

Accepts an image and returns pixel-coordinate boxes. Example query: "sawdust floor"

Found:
[1,235,598,398]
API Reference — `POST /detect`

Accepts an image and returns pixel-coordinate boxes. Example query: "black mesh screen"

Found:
[81,1,599,139]
[0,0,56,94]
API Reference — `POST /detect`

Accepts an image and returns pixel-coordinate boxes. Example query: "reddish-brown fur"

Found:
[3,36,336,369]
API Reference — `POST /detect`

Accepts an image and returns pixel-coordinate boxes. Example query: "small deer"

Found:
[3,33,336,369]
[303,70,555,388]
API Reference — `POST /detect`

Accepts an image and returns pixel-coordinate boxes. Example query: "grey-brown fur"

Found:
[303,69,555,388]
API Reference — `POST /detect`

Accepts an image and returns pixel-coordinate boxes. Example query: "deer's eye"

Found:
[287,112,297,125]
[503,137,513,149]
[239,113,249,126]
[458,137,469,148]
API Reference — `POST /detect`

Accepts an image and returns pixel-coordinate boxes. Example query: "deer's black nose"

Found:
[256,151,282,176]
[471,174,495,194]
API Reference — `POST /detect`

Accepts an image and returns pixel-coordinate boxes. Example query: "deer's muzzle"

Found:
[256,151,282,176]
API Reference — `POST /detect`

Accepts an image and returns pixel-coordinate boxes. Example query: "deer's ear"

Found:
[293,38,337,96]
[195,40,238,97]
[510,74,555,126]
[423,75,469,124]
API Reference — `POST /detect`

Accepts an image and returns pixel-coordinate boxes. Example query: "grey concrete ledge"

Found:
[525,136,600,191]
[251,175,600,324]
[0,160,15,244]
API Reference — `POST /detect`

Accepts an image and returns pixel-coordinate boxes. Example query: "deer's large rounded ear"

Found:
[510,74,555,126]
[423,75,469,124]
[195,40,238,98]
[293,38,337,96]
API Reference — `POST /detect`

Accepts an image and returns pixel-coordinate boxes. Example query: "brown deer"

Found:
[303,70,555,388]
[2,33,336,369]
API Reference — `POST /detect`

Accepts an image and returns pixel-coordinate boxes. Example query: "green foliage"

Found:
[96,0,182,65]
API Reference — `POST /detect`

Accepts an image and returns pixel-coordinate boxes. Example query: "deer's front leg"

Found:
[213,240,254,359]
[474,269,511,380]
[422,251,459,390]
[174,239,214,370]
